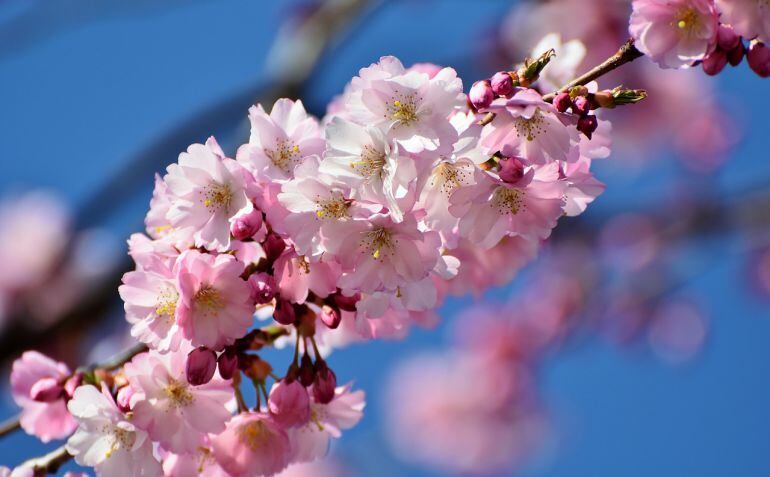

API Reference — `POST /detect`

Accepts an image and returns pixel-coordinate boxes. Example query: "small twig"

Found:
[20,445,71,477]
[0,415,20,438]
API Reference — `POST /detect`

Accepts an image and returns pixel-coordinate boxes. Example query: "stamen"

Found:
[385,91,420,126]
[155,287,178,322]
[513,110,546,142]
[201,182,233,212]
[491,187,526,215]
[315,193,350,219]
[238,420,270,451]
[194,285,223,316]
[350,144,387,182]
[430,162,471,197]
[164,378,194,408]
[265,139,302,172]
[361,227,396,260]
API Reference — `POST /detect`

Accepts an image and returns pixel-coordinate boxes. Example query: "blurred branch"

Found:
[20,445,70,477]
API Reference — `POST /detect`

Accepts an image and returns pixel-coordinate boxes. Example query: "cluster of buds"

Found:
[701,25,757,76]
[469,49,556,110]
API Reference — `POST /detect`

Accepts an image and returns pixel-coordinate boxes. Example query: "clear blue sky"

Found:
[1,1,769,475]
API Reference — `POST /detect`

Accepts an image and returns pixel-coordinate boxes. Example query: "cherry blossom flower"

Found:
[11,351,77,442]
[237,99,325,181]
[66,384,161,477]
[211,412,292,477]
[630,0,719,69]
[273,250,341,304]
[175,250,254,350]
[287,384,365,463]
[124,349,232,453]
[268,380,311,428]
[161,440,230,477]
[562,157,606,216]
[164,137,254,252]
[716,0,770,43]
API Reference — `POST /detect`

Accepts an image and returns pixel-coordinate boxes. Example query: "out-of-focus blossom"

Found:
[716,0,770,43]
[211,413,292,477]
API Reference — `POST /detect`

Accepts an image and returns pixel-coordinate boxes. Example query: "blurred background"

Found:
[1,0,769,475]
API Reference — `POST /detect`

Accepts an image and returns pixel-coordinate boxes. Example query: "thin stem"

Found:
[233,372,248,414]
[309,336,322,360]
[20,445,70,477]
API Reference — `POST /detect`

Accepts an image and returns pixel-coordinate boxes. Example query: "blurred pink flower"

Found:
[211,412,292,477]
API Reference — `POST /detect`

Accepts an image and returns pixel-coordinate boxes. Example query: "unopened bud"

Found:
[186,347,217,386]
[320,304,342,329]
[553,92,572,113]
[333,292,359,312]
[702,49,728,76]
[572,96,590,116]
[469,80,494,111]
[569,85,589,98]
[248,272,276,304]
[273,299,296,326]
[610,88,648,106]
[727,42,745,66]
[30,377,64,402]
[263,234,286,263]
[519,48,555,86]
[230,208,263,241]
[498,157,526,184]
[490,71,515,97]
[268,380,311,427]
[593,90,615,109]
[577,115,599,139]
[312,362,337,404]
[748,42,770,78]
[217,347,239,380]
[299,354,314,387]
[717,25,741,51]
[116,385,135,412]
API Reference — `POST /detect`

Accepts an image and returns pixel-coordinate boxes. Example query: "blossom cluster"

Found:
[8,51,613,476]
[630,0,770,76]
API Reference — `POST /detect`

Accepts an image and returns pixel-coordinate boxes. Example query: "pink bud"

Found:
[248,272,276,304]
[490,71,514,97]
[717,25,741,51]
[553,92,572,113]
[64,373,83,400]
[273,299,296,325]
[469,80,494,111]
[312,362,337,404]
[333,292,359,312]
[268,380,311,427]
[263,234,286,263]
[573,96,590,116]
[577,115,599,139]
[217,347,239,380]
[702,49,728,76]
[748,42,770,78]
[498,157,525,184]
[727,42,745,66]
[230,208,263,241]
[320,304,342,329]
[30,377,63,402]
[299,355,314,387]
[186,347,217,386]
[116,385,135,412]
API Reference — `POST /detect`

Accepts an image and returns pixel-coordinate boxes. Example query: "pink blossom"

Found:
[481,88,576,164]
[124,349,232,453]
[11,351,77,442]
[339,56,464,154]
[127,232,180,273]
[716,0,770,43]
[237,99,325,181]
[629,0,719,69]
[164,137,254,251]
[175,250,254,350]
[562,158,606,216]
[211,412,292,477]
[162,441,230,477]
[287,384,365,463]
[450,163,566,248]
[268,380,311,427]
[66,384,161,477]
[273,250,341,304]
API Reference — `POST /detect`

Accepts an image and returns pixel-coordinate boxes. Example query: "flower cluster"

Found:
[8,52,615,476]
[630,0,770,77]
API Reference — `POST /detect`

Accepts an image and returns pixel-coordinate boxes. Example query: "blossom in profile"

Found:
[211,412,292,477]
[66,385,161,477]
[11,351,77,442]
[175,250,254,350]
[124,349,232,453]
[629,0,719,69]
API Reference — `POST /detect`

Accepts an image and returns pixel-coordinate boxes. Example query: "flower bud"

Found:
[717,25,741,51]
[490,71,514,97]
[273,299,296,325]
[727,42,745,66]
[217,347,239,380]
[702,49,728,76]
[299,354,314,387]
[230,208,263,241]
[573,96,590,116]
[64,372,83,400]
[748,42,770,78]
[268,380,311,427]
[498,157,525,184]
[30,377,64,402]
[469,80,494,111]
[116,385,135,412]
[312,362,337,404]
[186,346,217,386]
[577,115,599,139]
[553,92,572,113]
[248,272,276,304]
[593,90,615,109]
[333,292,359,312]
[320,304,342,329]
[263,234,286,263]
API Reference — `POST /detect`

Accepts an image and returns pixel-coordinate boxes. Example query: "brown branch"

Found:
[21,445,71,477]
[0,415,20,438]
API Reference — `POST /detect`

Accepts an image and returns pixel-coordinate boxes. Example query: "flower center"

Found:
[316,193,350,219]
[491,187,526,215]
[155,287,179,322]
[164,378,194,408]
[265,140,301,172]
[101,425,136,459]
[196,447,215,473]
[513,111,545,142]
[430,162,469,197]
[194,285,223,316]
[675,7,699,34]
[238,420,271,451]
[361,227,395,260]
[350,144,387,182]
[386,92,420,126]
[202,182,233,212]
